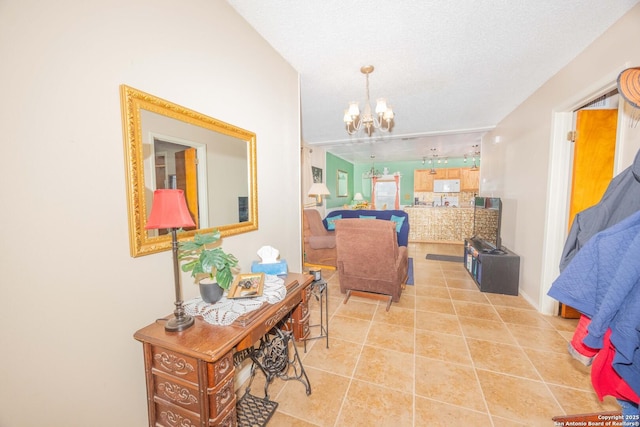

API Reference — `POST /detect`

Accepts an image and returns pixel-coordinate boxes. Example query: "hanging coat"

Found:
[549,209,640,396]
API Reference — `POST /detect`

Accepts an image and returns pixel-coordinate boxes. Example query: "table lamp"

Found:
[308,183,330,205]
[145,189,196,332]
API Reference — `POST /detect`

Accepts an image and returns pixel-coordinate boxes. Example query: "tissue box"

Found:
[251,260,288,275]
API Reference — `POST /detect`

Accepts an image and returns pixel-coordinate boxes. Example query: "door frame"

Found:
[540,67,629,315]
[148,132,210,227]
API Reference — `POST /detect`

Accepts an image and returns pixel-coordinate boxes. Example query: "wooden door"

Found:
[561,109,617,318]
[567,109,618,227]
[155,153,167,189]
[175,148,199,230]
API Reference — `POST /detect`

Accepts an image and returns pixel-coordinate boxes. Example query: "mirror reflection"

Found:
[337,170,348,197]
[121,85,258,257]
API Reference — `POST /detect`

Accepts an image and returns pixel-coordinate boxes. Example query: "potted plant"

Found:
[179,229,239,303]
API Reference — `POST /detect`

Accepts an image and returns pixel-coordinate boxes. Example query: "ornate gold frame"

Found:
[120,84,258,257]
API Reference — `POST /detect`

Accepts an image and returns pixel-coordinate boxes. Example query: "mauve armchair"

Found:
[335,218,408,310]
[303,209,337,268]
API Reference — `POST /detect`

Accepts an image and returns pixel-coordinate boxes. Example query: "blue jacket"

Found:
[548,209,640,395]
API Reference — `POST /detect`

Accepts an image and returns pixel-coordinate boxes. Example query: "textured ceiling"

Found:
[226,0,639,163]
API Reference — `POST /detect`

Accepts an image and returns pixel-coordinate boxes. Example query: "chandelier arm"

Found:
[351,116,362,133]
[371,116,379,129]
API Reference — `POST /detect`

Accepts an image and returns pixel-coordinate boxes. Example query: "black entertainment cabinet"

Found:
[464,238,520,296]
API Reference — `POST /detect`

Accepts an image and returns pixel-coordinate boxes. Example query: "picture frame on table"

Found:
[228,272,265,298]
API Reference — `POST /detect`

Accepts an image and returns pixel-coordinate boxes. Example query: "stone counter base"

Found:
[405,207,474,242]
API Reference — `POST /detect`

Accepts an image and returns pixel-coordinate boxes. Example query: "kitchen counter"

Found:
[405,206,474,243]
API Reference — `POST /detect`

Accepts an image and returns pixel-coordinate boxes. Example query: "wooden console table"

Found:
[134,273,313,427]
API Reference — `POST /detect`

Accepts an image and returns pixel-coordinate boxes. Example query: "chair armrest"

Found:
[308,235,336,249]
[395,246,409,277]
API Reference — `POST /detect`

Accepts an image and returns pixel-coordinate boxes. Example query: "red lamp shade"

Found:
[145,189,196,230]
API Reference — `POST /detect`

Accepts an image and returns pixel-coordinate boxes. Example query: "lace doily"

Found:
[183,275,286,326]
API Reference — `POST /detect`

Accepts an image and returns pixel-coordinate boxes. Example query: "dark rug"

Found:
[406,257,414,285]
[426,254,464,263]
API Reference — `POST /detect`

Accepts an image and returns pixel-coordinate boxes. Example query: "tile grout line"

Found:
[515,323,569,417]
[446,272,497,427]
[331,304,375,427]
[299,245,588,425]
[413,286,418,427]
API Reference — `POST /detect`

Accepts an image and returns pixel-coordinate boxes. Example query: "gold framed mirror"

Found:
[337,170,348,197]
[121,85,258,257]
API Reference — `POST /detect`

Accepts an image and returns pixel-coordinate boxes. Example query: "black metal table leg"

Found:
[304,279,329,352]
[249,327,311,398]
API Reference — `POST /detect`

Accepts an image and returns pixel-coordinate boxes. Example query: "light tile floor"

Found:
[238,243,619,426]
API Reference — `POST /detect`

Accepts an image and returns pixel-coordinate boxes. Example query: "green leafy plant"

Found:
[178,230,239,289]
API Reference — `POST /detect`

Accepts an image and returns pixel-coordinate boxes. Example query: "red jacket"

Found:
[572,315,639,403]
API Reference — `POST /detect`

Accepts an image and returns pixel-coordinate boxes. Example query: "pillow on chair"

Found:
[326,214,342,230]
[390,214,406,232]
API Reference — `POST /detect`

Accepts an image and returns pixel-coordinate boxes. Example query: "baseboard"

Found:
[303,262,336,270]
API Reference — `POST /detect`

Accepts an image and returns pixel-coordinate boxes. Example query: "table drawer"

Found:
[205,350,234,387]
[151,346,198,385]
[292,299,309,322]
[210,403,237,427]
[153,375,200,413]
[284,312,310,341]
[207,373,235,419]
[154,397,200,427]
[302,284,311,303]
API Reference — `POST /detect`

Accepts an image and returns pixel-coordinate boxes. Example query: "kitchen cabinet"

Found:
[446,168,461,179]
[414,170,434,191]
[460,167,480,191]
[414,168,462,192]
[431,168,448,179]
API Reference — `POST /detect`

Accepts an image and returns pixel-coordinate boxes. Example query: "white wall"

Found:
[481,4,640,313]
[301,145,329,214]
[0,1,300,426]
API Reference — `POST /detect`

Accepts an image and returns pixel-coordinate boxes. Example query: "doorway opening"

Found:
[145,134,209,237]
[540,70,631,315]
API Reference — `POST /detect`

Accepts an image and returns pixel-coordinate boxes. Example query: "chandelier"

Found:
[464,145,480,170]
[343,65,395,136]
[362,154,382,179]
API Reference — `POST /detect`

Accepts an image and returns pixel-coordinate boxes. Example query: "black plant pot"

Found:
[199,280,224,304]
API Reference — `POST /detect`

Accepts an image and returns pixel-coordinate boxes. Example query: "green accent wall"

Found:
[326,152,354,208]
[325,155,480,207]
